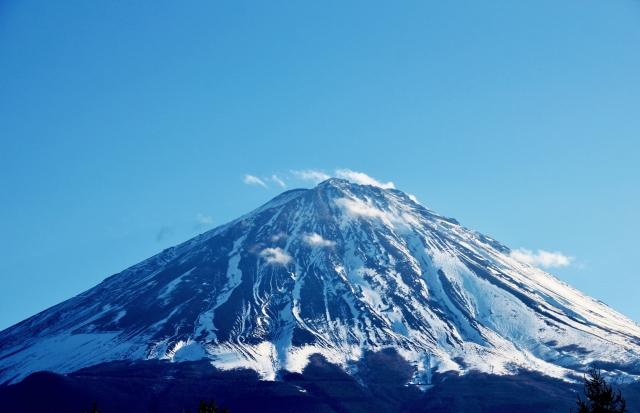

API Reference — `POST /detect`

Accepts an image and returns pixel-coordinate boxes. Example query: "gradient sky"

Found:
[1,1,639,331]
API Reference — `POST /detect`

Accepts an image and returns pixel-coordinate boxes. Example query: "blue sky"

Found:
[1,1,639,331]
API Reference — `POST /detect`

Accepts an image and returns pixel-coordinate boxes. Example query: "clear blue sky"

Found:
[1,1,639,331]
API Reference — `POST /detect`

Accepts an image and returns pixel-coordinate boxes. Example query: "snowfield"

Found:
[1,179,639,385]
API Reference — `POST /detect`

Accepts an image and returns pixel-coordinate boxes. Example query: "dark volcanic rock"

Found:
[2,179,640,412]
[3,353,638,413]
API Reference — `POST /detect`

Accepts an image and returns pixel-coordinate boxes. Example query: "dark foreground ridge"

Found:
[5,349,639,413]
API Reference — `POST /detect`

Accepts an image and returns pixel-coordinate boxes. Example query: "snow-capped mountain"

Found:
[1,179,639,386]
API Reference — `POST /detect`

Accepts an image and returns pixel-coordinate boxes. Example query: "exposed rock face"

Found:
[1,179,639,385]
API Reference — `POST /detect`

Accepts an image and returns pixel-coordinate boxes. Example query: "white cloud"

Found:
[334,169,394,189]
[510,248,574,268]
[276,169,397,190]
[243,174,267,187]
[408,194,419,204]
[335,197,390,221]
[195,213,213,225]
[303,233,336,247]
[271,232,288,242]
[291,169,331,184]
[271,175,286,188]
[260,247,293,265]
[334,197,418,231]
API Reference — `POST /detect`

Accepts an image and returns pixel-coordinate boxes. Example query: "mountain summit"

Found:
[1,179,639,385]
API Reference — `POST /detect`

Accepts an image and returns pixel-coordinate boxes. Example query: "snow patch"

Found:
[158,268,196,300]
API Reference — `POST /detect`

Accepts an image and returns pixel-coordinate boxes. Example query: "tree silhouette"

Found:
[186,399,230,413]
[83,402,101,413]
[573,364,627,413]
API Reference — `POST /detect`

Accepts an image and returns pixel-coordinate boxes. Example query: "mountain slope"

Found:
[1,179,639,385]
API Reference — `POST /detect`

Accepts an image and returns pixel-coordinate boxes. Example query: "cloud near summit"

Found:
[291,170,331,184]
[334,169,395,189]
[244,169,395,191]
[290,169,394,189]
[334,198,390,221]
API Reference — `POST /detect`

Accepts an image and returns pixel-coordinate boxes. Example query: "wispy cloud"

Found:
[156,226,173,242]
[271,174,286,188]
[335,169,394,189]
[303,233,336,247]
[335,197,390,221]
[243,174,267,187]
[259,247,293,265]
[510,248,575,268]
[291,169,331,184]
[271,232,288,242]
[194,213,214,231]
[408,194,419,204]
[196,213,213,225]
[252,169,395,191]
[334,197,418,230]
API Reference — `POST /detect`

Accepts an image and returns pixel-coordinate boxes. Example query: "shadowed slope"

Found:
[1,179,639,387]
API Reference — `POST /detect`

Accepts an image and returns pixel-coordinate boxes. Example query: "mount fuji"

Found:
[1,178,640,396]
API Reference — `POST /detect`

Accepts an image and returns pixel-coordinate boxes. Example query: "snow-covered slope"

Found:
[1,179,639,385]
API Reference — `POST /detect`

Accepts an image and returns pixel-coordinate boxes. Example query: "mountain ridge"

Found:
[1,178,639,386]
